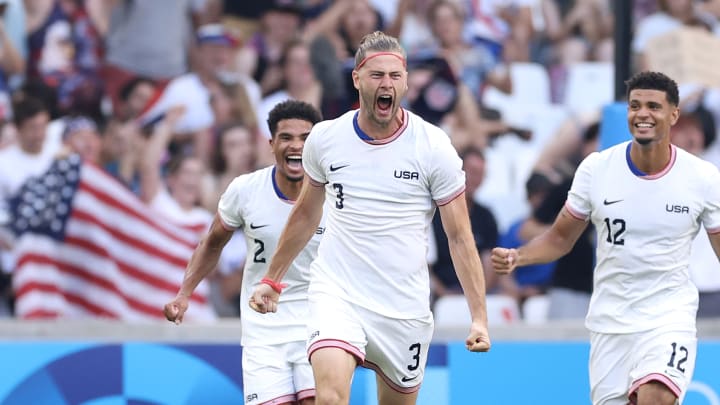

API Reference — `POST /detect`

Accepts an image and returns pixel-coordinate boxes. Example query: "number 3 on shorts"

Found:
[407,343,421,371]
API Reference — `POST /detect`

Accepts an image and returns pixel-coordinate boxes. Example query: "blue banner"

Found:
[0,341,718,404]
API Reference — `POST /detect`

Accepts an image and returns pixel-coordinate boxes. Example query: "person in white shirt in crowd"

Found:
[0,97,57,316]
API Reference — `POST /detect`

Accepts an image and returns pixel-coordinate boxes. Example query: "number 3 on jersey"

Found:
[332,183,344,209]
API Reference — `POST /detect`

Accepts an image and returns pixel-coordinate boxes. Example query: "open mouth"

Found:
[635,122,654,129]
[286,154,302,170]
[377,94,393,113]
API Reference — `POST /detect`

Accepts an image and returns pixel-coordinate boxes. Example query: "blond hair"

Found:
[354,31,406,69]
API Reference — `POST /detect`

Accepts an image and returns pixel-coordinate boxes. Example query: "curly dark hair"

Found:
[625,71,679,106]
[267,100,323,138]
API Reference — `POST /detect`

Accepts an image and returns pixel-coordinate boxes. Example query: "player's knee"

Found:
[635,381,678,405]
[314,386,349,405]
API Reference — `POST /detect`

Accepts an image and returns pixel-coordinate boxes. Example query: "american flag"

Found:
[7,155,216,321]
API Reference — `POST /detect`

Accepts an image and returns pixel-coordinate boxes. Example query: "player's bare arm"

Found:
[492,206,588,275]
[437,193,491,353]
[249,179,325,314]
[164,214,234,324]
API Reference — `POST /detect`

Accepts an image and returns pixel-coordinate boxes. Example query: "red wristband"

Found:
[260,277,288,294]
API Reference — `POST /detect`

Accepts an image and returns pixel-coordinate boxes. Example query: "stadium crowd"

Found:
[0,0,719,322]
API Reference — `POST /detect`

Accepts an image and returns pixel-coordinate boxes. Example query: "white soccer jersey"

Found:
[302,109,465,319]
[565,141,720,334]
[218,166,325,346]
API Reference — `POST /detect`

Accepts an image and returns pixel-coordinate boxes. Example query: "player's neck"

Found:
[629,141,672,175]
[274,171,303,201]
[357,108,404,140]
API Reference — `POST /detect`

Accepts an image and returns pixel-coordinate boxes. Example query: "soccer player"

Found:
[164,100,324,405]
[491,71,720,405]
[250,31,491,405]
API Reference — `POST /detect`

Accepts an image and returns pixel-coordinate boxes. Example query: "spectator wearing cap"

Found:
[60,116,100,163]
[135,24,240,167]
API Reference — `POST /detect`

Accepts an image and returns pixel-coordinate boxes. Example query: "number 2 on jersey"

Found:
[253,239,266,263]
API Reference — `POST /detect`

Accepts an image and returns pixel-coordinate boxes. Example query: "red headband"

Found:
[355,52,407,70]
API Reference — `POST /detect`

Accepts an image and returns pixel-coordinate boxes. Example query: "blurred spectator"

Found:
[0,17,24,121]
[137,23,240,166]
[239,2,305,96]
[26,0,104,119]
[430,146,499,301]
[60,115,100,163]
[202,123,256,212]
[539,0,613,101]
[139,106,212,228]
[213,1,271,44]
[100,117,144,195]
[0,97,57,317]
[115,76,156,121]
[387,0,436,55]
[461,0,535,64]
[521,121,600,319]
[404,56,515,150]
[632,0,720,71]
[498,172,557,305]
[91,0,209,108]
[1,0,27,60]
[336,0,383,60]
[425,0,511,102]
[670,107,720,318]
[256,39,323,139]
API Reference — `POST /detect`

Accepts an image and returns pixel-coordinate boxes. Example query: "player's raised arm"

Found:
[437,193,490,352]
[249,179,325,314]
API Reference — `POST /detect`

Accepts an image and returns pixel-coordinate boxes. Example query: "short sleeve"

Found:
[565,152,600,220]
[217,177,246,229]
[429,132,465,205]
[301,123,327,185]
[701,163,720,233]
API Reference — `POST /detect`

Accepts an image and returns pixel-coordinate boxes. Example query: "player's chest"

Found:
[591,177,702,237]
[324,148,428,197]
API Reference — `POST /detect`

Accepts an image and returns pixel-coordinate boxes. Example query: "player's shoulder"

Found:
[225,166,273,195]
[581,141,628,168]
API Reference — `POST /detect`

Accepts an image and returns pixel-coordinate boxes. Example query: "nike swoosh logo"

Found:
[603,199,623,205]
[329,164,348,172]
[249,223,268,229]
[401,375,418,383]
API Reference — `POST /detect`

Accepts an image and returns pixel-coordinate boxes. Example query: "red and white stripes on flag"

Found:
[9,156,216,321]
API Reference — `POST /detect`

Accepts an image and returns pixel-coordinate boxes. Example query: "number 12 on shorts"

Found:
[667,342,688,373]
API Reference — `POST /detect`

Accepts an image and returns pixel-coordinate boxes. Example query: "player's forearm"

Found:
[178,237,224,298]
[448,236,488,324]
[264,204,322,282]
[516,228,573,267]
